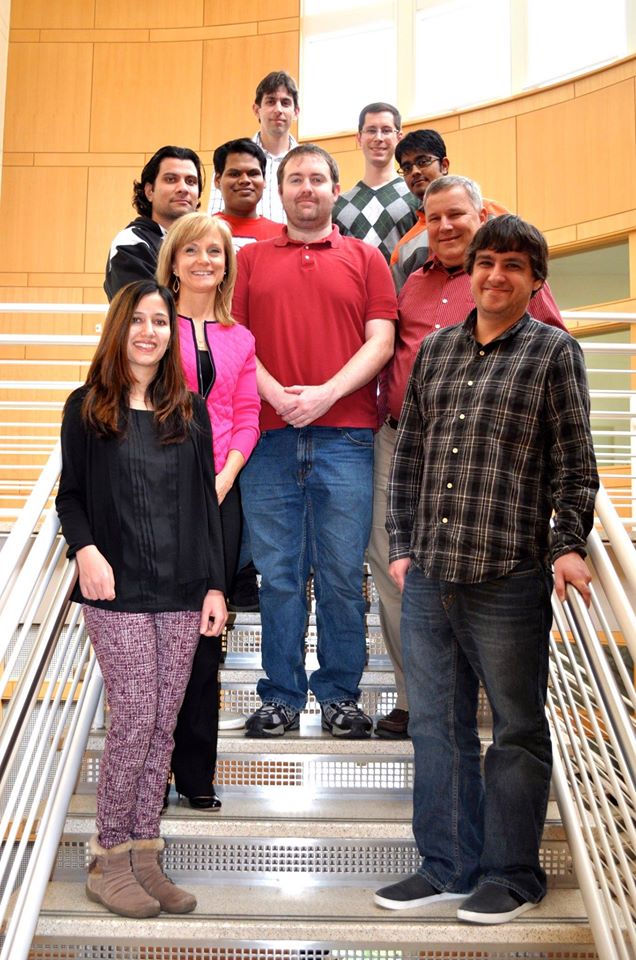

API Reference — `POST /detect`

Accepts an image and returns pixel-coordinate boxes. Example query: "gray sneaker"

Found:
[321,700,372,739]
[245,702,300,737]
[375,874,468,910]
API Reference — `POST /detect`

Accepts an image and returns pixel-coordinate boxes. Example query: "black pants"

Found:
[171,483,241,796]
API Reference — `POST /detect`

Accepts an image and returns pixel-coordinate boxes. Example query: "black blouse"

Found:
[56,389,225,611]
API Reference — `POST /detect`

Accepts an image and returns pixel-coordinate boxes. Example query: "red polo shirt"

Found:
[233,226,397,431]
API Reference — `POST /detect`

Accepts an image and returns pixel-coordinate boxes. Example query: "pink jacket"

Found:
[177,315,260,474]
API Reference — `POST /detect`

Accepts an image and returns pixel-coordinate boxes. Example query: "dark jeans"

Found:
[401,559,553,902]
[171,484,241,795]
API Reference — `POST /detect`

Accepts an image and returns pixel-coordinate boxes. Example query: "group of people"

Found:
[55,68,599,926]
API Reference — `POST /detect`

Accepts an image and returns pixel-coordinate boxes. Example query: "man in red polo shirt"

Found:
[234,144,397,739]
[370,174,566,740]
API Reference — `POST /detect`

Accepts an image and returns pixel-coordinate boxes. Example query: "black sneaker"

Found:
[374,874,468,910]
[245,702,300,737]
[457,881,538,924]
[321,700,372,739]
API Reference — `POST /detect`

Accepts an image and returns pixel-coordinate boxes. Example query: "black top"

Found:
[56,389,225,610]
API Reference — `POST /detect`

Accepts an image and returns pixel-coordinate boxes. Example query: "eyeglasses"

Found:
[398,155,441,176]
[361,126,397,138]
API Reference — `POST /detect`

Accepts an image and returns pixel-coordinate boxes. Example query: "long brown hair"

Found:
[80,280,193,442]
[156,213,237,327]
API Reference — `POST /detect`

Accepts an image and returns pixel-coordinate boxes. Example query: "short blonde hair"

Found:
[156,213,237,327]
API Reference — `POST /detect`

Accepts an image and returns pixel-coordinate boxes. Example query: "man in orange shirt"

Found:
[391,130,507,292]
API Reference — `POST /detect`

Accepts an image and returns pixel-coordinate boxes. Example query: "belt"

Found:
[386,416,399,430]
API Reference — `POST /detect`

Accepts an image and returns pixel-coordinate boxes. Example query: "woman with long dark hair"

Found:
[56,279,227,918]
[157,213,259,810]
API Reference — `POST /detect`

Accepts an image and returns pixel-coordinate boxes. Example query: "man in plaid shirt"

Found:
[375,215,598,924]
[333,102,418,264]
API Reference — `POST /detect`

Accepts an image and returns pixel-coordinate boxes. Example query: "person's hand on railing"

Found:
[75,545,116,601]
[553,551,592,607]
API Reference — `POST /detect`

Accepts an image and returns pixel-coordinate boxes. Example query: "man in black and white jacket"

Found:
[104,145,205,301]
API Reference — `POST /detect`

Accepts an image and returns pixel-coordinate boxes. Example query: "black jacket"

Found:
[56,389,225,603]
[104,216,165,301]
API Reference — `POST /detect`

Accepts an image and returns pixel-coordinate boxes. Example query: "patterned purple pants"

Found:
[82,606,201,848]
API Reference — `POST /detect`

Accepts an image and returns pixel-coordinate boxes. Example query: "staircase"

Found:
[27,588,598,960]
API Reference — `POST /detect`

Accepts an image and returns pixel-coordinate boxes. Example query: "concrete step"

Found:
[32,882,595,957]
[54,792,573,888]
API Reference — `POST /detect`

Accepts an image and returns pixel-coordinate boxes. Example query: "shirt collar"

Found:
[274,224,341,248]
[462,308,532,346]
[423,253,466,277]
[253,131,298,160]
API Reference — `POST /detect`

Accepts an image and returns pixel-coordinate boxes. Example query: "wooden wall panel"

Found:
[4,42,93,152]
[200,30,299,150]
[95,0,203,30]
[90,41,203,152]
[205,1,299,26]
[84,166,145,276]
[10,0,95,30]
[0,167,88,273]
[517,79,636,232]
[443,118,517,214]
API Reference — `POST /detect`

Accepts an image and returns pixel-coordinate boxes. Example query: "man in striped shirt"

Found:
[369,175,566,742]
[375,214,598,924]
[207,71,299,224]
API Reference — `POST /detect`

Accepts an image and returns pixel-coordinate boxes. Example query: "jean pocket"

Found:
[340,428,374,448]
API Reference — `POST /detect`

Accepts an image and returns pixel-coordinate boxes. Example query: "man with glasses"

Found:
[391,129,508,292]
[333,102,418,263]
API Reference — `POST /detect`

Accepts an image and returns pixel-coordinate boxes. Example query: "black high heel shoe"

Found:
[182,791,222,811]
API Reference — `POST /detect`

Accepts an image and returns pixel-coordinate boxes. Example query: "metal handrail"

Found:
[0,445,103,960]
[548,486,636,960]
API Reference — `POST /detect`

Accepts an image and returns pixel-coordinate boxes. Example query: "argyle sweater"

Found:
[333,177,418,263]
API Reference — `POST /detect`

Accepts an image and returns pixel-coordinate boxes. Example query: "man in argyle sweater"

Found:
[333,102,418,264]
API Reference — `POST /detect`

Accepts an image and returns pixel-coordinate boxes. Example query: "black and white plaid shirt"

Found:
[387,310,599,583]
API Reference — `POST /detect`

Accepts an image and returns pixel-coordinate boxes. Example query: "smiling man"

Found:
[333,102,418,263]
[104,145,204,301]
[208,71,300,224]
[233,144,397,741]
[376,214,598,923]
[212,138,281,251]
[391,129,508,292]
[369,176,565,742]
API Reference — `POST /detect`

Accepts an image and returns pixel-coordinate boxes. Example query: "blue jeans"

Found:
[401,560,553,902]
[240,426,373,710]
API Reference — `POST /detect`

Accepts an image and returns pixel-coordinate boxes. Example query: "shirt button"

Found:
[305,255,310,260]
[459,413,465,420]
[467,380,473,386]
[442,298,448,304]
[479,350,485,356]
[452,447,458,454]
[447,482,453,489]
[435,323,440,329]
[442,517,448,523]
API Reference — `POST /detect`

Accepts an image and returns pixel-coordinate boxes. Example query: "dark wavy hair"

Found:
[79,280,193,442]
[465,215,549,284]
[254,70,299,110]
[132,146,204,218]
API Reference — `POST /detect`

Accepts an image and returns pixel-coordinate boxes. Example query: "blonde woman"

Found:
[157,213,260,809]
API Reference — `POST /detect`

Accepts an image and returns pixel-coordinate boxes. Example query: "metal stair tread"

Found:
[35,882,593,946]
[219,665,399,683]
[63,794,565,841]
